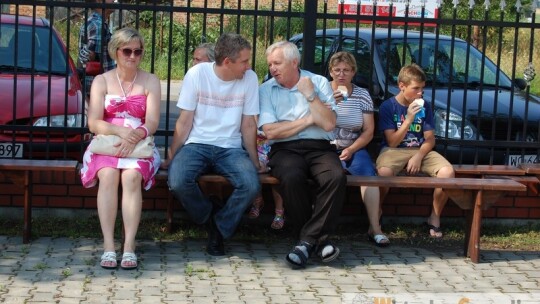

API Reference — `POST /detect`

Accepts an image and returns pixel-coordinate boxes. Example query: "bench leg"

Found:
[463,209,473,258]
[466,190,483,263]
[23,171,32,244]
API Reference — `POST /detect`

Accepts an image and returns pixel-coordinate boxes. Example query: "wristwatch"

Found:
[306,91,316,102]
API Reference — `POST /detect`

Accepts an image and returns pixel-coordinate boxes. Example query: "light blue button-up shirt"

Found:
[258,69,337,144]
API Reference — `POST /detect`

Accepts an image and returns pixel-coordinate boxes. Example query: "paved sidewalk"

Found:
[0,235,539,303]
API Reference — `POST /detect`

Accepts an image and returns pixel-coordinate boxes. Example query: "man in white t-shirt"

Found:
[165,33,262,256]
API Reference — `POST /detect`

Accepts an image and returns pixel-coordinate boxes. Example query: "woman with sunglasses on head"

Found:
[80,27,161,269]
[328,51,389,247]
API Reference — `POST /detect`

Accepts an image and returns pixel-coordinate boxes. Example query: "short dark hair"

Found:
[214,33,251,65]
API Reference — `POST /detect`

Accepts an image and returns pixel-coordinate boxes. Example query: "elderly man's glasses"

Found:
[119,48,143,57]
[331,68,353,75]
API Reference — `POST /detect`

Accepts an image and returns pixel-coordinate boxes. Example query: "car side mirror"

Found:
[514,78,528,90]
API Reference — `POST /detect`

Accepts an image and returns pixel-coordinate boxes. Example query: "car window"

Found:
[341,38,372,88]
[452,41,511,87]
[377,38,513,88]
[380,39,456,84]
[376,40,414,83]
[412,43,453,83]
[0,24,68,74]
[295,36,334,75]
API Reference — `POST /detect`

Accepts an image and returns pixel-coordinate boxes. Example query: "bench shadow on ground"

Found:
[157,216,540,269]
[1,213,538,278]
[230,215,540,268]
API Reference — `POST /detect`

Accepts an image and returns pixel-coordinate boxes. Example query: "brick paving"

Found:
[0,235,539,303]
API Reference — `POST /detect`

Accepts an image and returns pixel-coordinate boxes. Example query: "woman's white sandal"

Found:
[100,251,117,269]
[120,252,138,270]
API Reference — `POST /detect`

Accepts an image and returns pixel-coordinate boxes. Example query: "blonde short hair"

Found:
[108,27,144,61]
[398,63,426,85]
[328,51,357,74]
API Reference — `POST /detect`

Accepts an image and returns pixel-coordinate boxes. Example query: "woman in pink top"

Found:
[80,27,161,270]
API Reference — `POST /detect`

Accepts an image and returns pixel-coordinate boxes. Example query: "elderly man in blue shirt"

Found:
[258,41,347,269]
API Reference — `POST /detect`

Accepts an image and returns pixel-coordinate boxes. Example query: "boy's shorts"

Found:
[376,148,452,177]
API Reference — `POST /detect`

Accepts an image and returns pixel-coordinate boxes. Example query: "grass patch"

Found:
[1,215,539,252]
[61,267,73,278]
[33,262,49,271]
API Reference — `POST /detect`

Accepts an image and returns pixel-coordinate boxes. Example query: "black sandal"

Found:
[424,222,443,238]
[316,243,340,263]
[285,241,314,269]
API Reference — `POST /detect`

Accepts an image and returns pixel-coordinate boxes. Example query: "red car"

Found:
[0,14,90,160]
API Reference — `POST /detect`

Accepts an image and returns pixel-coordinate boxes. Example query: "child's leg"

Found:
[422,153,454,238]
[248,191,264,219]
[271,186,285,229]
[271,186,283,210]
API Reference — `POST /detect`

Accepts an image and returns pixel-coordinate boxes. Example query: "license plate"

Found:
[508,154,539,166]
[0,143,23,158]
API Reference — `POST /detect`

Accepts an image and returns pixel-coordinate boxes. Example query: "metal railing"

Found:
[0,0,538,165]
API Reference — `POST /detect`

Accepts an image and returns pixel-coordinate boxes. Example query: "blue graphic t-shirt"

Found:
[378,96,434,148]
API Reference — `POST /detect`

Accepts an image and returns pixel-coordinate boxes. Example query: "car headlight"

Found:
[434,109,481,140]
[33,114,85,128]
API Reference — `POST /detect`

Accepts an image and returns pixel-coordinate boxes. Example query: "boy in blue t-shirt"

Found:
[376,63,455,238]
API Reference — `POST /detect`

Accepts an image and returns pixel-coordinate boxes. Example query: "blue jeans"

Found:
[168,143,260,239]
[341,148,376,176]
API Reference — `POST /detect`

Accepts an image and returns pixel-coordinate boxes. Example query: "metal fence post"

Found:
[302,0,317,72]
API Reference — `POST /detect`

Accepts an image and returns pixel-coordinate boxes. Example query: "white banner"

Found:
[338,0,440,19]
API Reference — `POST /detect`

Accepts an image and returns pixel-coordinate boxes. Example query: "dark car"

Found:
[0,14,90,160]
[290,28,540,165]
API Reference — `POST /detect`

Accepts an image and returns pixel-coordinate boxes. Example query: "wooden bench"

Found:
[0,159,79,244]
[453,164,540,195]
[453,164,526,176]
[519,163,540,176]
[518,163,540,195]
[160,170,526,263]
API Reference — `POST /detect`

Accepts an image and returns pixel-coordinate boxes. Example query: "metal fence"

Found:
[1,0,539,165]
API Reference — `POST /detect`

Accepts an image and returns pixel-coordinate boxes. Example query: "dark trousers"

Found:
[268,139,346,245]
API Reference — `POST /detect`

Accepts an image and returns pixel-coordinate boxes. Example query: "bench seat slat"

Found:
[196,173,280,184]
[519,163,540,175]
[453,164,525,176]
[0,159,78,172]
[346,176,525,191]
[194,173,526,192]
